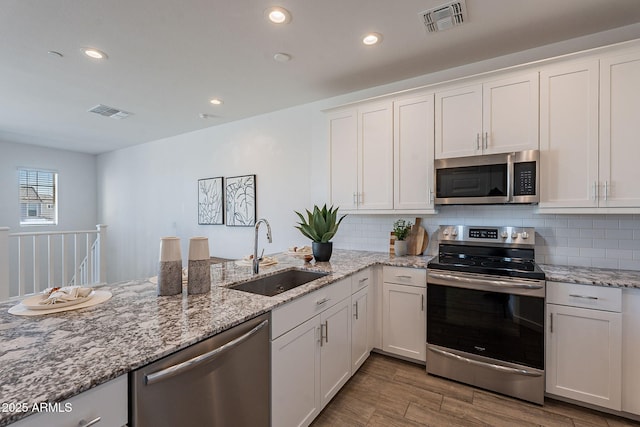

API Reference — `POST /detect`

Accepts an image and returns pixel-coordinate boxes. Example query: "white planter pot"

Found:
[394,240,408,256]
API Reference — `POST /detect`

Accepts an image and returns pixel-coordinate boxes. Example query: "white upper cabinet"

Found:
[328,109,358,210]
[328,102,393,212]
[435,72,539,159]
[599,51,640,208]
[393,93,435,211]
[538,48,640,212]
[359,102,394,210]
[539,59,599,209]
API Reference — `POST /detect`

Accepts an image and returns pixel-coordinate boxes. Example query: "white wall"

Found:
[0,140,98,232]
[98,24,640,282]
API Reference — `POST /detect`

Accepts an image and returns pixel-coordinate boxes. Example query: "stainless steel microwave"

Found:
[434,150,539,205]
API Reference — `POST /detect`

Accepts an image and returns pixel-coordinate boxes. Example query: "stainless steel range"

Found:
[426,225,545,405]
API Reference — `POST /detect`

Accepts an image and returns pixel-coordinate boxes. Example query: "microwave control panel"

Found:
[513,161,536,196]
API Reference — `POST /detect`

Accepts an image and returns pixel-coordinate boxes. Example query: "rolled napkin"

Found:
[39,286,93,305]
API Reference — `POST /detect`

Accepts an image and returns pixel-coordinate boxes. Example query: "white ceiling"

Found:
[2,0,640,154]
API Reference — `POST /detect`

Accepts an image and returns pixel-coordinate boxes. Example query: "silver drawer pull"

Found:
[569,294,598,300]
[396,275,412,279]
[79,417,101,427]
[358,277,369,284]
[316,297,329,305]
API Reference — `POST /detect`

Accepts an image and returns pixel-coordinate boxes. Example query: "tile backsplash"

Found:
[333,205,640,271]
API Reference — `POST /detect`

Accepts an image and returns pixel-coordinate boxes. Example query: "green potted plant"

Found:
[294,204,346,262]
[392,219,412,256]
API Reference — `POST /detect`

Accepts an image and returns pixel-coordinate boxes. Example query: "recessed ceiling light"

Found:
[273,52,292,62]
[210,98,223,105]
[362,32,383,46]
[82,48,108,60]
[265,7,292,24]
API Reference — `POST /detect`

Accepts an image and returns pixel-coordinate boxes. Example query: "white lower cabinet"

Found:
[622,288,640,415]
[271,275,362,427]
[546,282,622,410]
[11,375,127,427]
[382,267,426,362]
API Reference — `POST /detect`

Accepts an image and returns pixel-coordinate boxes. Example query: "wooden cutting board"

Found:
[407,218,429,256]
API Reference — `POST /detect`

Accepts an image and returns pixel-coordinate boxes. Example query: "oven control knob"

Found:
[521,231,529,239]
[452,229,458,237]
[443,229,449,236]
[511,232,518,239]
[501,231,508,239]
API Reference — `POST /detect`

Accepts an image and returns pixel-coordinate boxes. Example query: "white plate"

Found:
[21,291,95,310]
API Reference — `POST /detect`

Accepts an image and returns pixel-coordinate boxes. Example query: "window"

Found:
[19,169,58,225]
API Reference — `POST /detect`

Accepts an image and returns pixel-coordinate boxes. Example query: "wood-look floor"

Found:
[311,353,640,427]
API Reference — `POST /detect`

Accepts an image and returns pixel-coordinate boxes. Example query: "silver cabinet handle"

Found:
[429,188,434,202]
[421,294,424,311]
[353,301,359,320]
[358,277,369,284]
[550,312,553,333]
[476,133,480,150]
[569,294,598,300]
[145,319,268,385]
[604,181,609,201]
[396,275,412,279]
[593,181,599,200]
[484,131,488,149]
[79,417,101,427]
[319,324,325,347]
[324,320,329,344]
[428,346,542,377]
[316,297,329,305]
[353,192,357,206]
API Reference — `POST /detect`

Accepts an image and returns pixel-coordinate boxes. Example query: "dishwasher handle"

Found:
[145,319,269,385]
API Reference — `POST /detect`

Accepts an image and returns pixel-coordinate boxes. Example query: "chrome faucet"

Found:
[253,218,273,274]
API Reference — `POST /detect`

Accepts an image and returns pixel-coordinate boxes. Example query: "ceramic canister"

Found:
[158,237,182,296]
[188,237,211,294]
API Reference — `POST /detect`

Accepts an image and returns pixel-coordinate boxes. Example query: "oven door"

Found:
[426,274,544,370]
[426,264,546,404]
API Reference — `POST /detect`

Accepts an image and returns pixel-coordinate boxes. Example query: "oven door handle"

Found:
[428,347,542,377]
[427,271,544,289]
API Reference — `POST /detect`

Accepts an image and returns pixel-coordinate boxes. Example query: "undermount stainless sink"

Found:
[229,269,328,297]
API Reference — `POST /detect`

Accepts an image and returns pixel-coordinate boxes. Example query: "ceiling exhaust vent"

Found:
[420,0,467,33]
[88,104,132,120]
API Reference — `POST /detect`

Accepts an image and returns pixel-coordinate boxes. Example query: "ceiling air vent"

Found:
[420,0,467,33]
[88,104,132,120]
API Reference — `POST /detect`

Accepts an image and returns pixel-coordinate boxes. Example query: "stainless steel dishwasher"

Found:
[130,313,270,427]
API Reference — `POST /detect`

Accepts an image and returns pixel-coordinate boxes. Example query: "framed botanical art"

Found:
[225,174,256,226]
[198,177,224,225]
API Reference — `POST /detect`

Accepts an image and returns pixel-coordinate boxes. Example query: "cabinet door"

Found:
[328,109,358,210]
[546,304,622,410]
[320,297,352,407]
[539,60,599,209]
[482,72,539,154]
[382,282,426,362]
[623,289,640,415]
[435,84,482,159]
[599,51,640,208]
[359,102,394,210]
[394,93,435,210]
[272,316,321,427]
[351,285,369,373]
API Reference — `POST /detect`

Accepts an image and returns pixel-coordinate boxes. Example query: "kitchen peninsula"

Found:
[2,250,640,426]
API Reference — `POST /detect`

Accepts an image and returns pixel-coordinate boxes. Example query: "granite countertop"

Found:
[540,263,640,288]
[0,249,430,426]
[2,249,640,426]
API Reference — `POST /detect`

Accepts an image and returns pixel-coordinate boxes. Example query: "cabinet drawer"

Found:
[351,268,372,293]
[272,278,351,339]
[11,375,127,427]
[383,266,426,287]
[547,281,622,312]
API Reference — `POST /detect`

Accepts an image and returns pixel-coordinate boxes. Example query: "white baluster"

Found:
[97,224,107,284]
[0,227,9,301]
